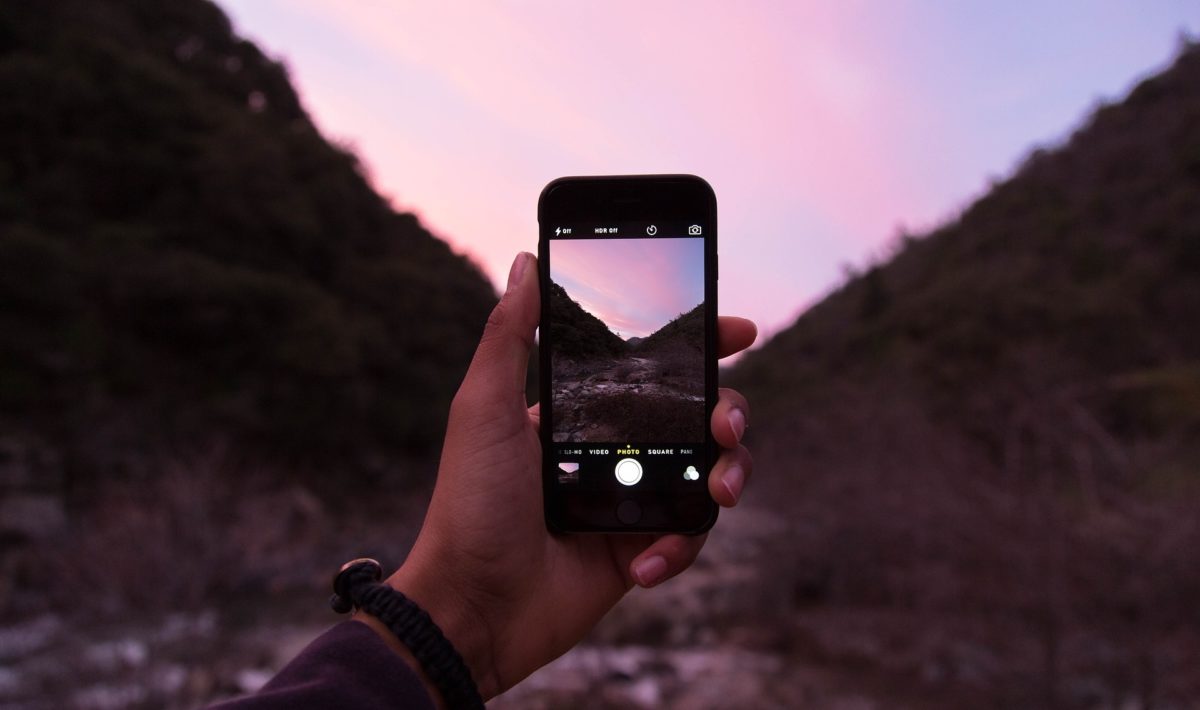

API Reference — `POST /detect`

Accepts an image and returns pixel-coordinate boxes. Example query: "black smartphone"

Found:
[538,175,718,534]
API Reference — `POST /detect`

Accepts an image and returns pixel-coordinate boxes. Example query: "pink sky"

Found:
[551,238,705,339]
[221,1,1196,346]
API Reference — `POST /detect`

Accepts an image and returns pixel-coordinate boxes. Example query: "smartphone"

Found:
[538,175,718,534]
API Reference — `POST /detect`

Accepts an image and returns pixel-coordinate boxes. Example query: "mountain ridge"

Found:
[0,0,498,484]
[733,41,1200,448]
[546,280,626,360]
[722,41,1200,701]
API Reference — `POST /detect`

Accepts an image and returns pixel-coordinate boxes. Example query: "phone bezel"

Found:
[537,174,718,534]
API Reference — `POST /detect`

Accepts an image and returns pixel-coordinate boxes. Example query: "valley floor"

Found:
[552,355,705,443]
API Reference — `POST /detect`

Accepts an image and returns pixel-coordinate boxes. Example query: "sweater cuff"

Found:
[209,620,436,710]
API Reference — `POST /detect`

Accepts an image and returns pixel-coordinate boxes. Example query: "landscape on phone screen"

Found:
[549,236,705,443]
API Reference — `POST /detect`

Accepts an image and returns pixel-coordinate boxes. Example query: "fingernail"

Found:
[728,408,746,443]
[633,555,667,587]
[722,464,744,505]
[506,252,530,294]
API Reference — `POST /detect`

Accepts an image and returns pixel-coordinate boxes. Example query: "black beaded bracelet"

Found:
[331,558,484,710]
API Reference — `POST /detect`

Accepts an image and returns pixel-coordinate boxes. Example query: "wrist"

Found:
[352,614,447,709]
[385,555,500,700]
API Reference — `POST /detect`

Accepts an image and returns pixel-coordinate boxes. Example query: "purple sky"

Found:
[551,238,704,339]
[220,1,1197,348]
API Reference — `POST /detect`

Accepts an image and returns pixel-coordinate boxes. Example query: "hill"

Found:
[637,302,704,382]
[548,290,705,443]
[639,302,704,355]
[726,43,1200,704]
[546,280,625,360]
[0,0,497,489]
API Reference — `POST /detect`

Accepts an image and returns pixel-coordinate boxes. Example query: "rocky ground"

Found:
[494,502,1194,709]
[490,505,950,710]
[2,500,1192,708]
[0,505,825,710]
[552,355,704,442]
[0,605,328,709]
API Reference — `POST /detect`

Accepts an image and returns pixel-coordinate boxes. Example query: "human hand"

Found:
[373,252,756,700]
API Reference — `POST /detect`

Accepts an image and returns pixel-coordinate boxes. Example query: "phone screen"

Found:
[541,209,715,532]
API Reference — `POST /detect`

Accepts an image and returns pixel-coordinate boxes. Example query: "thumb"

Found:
[457,252,539,410]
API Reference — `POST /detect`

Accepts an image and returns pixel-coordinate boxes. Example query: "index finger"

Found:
[717,316,757,359]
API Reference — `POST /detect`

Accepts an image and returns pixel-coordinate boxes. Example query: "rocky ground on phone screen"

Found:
[552,355,705,443]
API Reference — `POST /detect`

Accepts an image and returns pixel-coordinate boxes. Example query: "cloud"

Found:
[551,237,704,338]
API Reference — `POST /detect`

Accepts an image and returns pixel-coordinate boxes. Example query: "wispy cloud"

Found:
[551,238,704,338]
[223,0,1195,343]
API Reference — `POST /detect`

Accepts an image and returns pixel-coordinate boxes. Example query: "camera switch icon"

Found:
[688,225,702,235]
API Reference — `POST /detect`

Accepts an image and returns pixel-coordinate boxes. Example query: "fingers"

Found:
[709,444,753,507]
[455,253,540,411]
[717,316,757,359]
[629,533,708,588]
[619,327,754,592]
[711,387,749,449]
[710,388,752,506]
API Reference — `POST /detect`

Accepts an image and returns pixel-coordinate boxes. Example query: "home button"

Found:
[616,500,642,525]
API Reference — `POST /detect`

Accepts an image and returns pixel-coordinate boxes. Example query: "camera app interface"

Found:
[547,225,706,494]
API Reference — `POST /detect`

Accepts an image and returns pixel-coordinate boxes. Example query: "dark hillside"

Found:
[547,280,625,360]
[0,0,496,485]
[735,43,1200,467]
[638,302,704,381]
[639,302,704,355]
[727,43,1200,705]
[548,289,704,443]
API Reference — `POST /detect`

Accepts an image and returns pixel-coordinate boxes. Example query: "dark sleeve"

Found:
[208,620,436,710]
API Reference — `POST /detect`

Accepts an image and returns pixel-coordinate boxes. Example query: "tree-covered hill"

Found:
[547,280,625,360]
[639,302,704,355]
[0,0,497,483]
[732,42,1200,474]
[726,42,1200,702]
